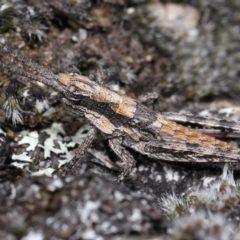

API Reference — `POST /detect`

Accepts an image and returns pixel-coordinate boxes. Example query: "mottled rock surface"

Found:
[1,0,240,239]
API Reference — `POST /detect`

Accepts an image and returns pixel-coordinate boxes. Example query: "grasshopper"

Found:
[1,42,240,182]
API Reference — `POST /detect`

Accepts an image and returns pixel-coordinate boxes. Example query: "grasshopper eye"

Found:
[65,83,82,102]
[67,84,81,96]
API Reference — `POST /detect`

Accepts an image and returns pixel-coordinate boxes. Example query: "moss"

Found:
[0,5,15,33]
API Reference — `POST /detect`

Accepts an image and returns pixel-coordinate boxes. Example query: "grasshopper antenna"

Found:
[0,43,65,93]
[0,61,66,94]
[0,42,59,82]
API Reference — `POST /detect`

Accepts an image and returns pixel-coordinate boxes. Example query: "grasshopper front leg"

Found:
[108,137,136,182]
[61,125,98,176]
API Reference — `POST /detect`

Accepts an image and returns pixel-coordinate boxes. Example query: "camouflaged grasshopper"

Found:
[1,42,240,182]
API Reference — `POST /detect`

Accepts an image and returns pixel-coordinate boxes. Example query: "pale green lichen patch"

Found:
[12,123,88,173]
[18,131,39,151]
[12,152,32,162]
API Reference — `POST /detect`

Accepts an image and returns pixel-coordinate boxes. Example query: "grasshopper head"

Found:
[59,73,95,101]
